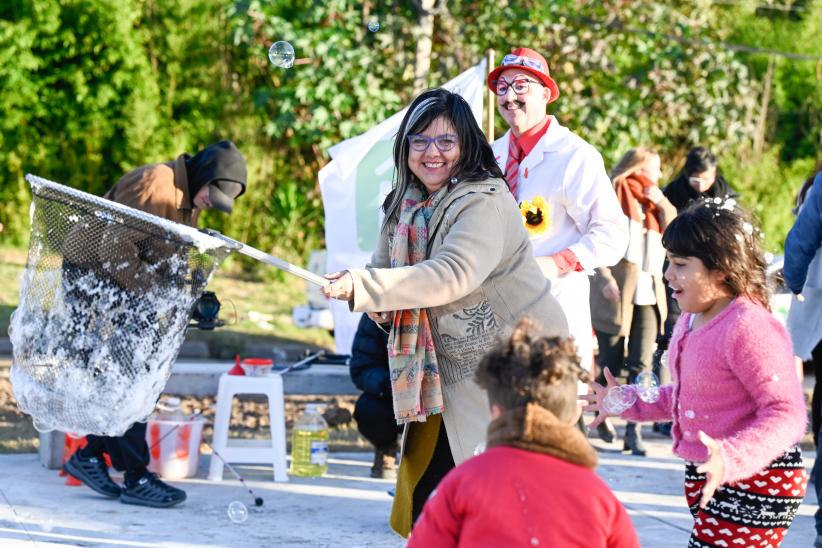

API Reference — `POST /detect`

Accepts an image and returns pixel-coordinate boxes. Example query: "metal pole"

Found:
[485,48,495,144]
[201,229,328,287]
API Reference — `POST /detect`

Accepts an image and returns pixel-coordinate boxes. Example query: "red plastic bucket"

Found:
[146,418,206,479]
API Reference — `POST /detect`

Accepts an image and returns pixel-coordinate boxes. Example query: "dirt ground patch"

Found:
[2,360,814,456]
[0,369,371,456]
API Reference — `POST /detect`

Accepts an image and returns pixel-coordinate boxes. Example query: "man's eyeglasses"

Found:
[492,77,543,96]
[407,133,459,152]
[501,54,545,73]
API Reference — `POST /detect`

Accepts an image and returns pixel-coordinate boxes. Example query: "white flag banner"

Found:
[319,61,488,354]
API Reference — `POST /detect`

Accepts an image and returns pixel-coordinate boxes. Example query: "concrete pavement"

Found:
[0,436,817,547]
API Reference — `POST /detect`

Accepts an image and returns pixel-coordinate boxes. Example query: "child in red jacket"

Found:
[408,319,639,547]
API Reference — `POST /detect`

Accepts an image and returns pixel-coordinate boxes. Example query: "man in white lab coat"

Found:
[489,47,628,377]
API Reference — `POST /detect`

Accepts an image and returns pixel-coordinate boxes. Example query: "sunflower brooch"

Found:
[519,195,550,236]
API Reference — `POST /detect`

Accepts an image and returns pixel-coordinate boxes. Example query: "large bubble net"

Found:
[10,175,231,436]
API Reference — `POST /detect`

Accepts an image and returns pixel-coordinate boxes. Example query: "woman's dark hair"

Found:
[683,146,719,177]
[662,200,770,309]
[475,318,588,422]
[381,88,504,226]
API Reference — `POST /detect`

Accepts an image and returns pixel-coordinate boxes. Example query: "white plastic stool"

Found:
[207,373,289,482]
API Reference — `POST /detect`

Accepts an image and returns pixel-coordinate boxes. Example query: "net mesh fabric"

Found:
[10,175,231,436]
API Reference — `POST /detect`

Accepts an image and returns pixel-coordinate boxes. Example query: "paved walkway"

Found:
[0,436,816,547]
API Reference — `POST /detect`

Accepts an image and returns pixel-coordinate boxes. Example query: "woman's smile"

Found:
[408,116,461,194]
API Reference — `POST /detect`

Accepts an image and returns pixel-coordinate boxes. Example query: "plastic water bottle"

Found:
[290,404,329,477]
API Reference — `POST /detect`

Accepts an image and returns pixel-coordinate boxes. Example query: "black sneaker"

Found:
[120,473,186,508]
[64,452,122,498]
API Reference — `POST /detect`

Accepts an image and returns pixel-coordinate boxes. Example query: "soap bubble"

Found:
[601,384,637,415]
[473,442,486,456]
[32,418,55,433]
[635,372,660,404]
[367,19,380,32]
[268,41,295,68]
[227,501,248,523]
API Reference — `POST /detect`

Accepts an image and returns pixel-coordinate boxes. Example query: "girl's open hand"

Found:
[696,430,725,509]
[322,271,354,301]
[581,367,620,430]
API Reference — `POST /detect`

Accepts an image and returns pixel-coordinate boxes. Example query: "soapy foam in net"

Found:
[10,175,230,436]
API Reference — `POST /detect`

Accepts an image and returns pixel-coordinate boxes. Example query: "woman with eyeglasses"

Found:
[662,146,738,212]
[322,88,568,537]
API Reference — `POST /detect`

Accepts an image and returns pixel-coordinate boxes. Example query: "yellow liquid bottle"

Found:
[290,404,329,477]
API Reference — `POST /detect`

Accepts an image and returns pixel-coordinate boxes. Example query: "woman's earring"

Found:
[450,177,458,185]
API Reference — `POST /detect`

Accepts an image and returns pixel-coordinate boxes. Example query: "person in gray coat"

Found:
[783,167,822,547]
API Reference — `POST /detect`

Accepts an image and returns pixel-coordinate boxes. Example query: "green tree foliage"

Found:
[715,0,822,161]
[0,0,162,242]
[218,0,417,264]
[0,0,819,257]
[448,1,759,166]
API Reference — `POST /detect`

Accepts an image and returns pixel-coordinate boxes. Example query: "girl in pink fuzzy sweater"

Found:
[585,200,808,547]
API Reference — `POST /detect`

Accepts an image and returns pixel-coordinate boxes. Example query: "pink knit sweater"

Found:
[622,297,806,483]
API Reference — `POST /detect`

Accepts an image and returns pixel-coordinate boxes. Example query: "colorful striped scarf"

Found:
[388,184,446,424]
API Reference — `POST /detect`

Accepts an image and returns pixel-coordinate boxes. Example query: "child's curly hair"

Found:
[475,318,588,422]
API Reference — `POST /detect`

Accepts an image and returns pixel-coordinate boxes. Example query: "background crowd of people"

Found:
[327,44,819,546]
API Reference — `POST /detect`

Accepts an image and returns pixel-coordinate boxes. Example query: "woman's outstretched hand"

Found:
[321,271,354,300]
[581,367,620,430]
[696,431,725,509]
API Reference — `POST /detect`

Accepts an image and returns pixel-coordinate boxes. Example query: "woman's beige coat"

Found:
[589,195,677,337]
[347,177,569,464]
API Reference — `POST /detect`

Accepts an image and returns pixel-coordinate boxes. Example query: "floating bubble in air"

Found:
[268,41,295,69]
[227,500,249,523]
[601,384,637,415]
[367,19,380,32]
[473,442,486,456]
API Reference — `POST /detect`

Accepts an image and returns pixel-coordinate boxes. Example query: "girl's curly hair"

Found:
[475,318,588,422]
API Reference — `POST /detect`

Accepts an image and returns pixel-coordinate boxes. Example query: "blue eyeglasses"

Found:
[407,133,459,152]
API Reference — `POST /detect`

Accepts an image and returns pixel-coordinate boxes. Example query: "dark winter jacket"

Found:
[784,171,822,294]
[784,171,822,359]
[349,314,391,400]
[662,172,737,212]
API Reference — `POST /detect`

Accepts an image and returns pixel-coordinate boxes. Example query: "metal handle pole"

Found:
[277,350,325,375]
[202,229,329,287]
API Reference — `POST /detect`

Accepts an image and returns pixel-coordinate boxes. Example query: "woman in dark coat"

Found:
[662,147,737,211]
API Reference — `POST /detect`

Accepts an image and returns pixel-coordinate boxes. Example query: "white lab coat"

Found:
[493,116,628,376]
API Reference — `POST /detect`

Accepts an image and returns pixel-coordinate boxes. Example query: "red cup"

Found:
[241,357,274,376]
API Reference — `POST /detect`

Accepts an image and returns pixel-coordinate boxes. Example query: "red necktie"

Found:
[505,136,521,199]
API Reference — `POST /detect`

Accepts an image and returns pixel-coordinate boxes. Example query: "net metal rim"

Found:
[25,173,228,252]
